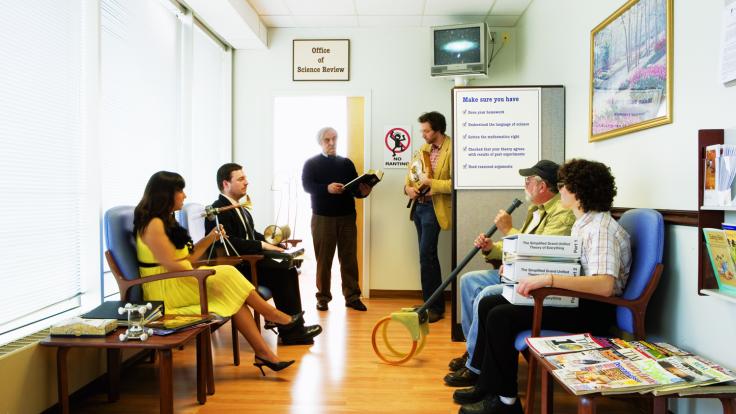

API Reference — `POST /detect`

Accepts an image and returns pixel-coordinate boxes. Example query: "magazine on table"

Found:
[552,360,661,395]
[525,333,604,356]
[145,315,211,336]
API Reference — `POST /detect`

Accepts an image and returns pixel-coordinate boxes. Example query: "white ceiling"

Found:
[249,0,533,28]
[184,0,533,49]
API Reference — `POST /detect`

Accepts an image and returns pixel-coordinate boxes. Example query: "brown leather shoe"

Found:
[444,367,479,387]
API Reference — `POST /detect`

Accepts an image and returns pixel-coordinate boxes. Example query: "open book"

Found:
[343,169,384,194]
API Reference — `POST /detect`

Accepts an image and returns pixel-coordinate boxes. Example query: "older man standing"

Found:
[302,127,371,312]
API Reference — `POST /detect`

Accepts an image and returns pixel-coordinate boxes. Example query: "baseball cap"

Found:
[518,160,560,188]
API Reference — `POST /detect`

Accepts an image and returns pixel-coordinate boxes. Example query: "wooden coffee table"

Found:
[41,324,211,414]
[529,346,736,414]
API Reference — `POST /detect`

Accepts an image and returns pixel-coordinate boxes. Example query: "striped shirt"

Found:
[429,142,441,173]
[572,211,632,296]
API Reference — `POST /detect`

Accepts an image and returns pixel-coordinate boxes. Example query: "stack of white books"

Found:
[501,234,582,307]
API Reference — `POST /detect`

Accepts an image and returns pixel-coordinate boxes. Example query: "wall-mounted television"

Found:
[431,22,487,77]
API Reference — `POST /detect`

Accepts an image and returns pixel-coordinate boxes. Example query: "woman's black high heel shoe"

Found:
[253,355,295,376]
[264,311,304,333]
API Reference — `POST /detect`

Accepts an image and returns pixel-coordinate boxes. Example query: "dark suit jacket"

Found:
[205,194,264,255]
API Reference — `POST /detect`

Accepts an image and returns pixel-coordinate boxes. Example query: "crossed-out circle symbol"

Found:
[385,128,410,156]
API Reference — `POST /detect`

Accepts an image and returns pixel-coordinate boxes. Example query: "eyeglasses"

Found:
[556,182,566,190]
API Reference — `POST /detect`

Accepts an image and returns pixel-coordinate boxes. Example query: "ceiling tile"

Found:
[490,0,532,15]
[247,0,290,15]
[292,15,360,27]
[485,15,519,27]
[354,0,424,16]
[260,15,297,27]
[284,0,357,16]
[358,15,422,27]
[421,15,487,27]
[424,0,496,16]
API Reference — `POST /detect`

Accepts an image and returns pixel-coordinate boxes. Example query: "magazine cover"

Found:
[650,356,718,395]
[553,360,658,395]
[703,228,736,292]
[545,349,626,370]
[526,333,604,356]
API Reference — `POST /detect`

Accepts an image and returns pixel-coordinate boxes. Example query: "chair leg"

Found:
[254,311,261,331]
[204,329,215,395]
[525,356,537,414]
[231,319,240,366]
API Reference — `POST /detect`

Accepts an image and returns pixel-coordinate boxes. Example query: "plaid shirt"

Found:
[572,211,632,296]
[429,143,441,172]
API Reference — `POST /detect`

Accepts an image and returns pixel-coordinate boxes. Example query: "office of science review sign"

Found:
[293,39,350,81]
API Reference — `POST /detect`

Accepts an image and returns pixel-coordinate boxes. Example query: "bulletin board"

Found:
[450,85,565,341]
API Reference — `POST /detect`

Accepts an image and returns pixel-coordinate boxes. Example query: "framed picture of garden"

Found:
[589,0,673,142]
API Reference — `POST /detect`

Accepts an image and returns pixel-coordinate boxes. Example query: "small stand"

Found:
[206,214,241,261]
[118,303,154,341]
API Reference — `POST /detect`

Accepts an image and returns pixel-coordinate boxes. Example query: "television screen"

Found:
[434,27,482,66]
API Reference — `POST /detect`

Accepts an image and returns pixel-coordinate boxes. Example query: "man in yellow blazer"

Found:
[404,111,452,323]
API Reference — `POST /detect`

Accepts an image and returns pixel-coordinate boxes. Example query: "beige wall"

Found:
[233,26,518,294]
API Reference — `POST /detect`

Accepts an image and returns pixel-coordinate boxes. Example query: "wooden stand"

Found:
[697,129,727,294]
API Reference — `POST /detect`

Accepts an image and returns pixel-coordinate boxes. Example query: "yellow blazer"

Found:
[405,136,453,230]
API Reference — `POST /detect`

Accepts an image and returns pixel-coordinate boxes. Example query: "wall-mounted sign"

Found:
[382,125,412,169]
[293,39,350,81]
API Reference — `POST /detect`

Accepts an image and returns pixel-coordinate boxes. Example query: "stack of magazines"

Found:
[527,334,736,396]
[501,234,582,307]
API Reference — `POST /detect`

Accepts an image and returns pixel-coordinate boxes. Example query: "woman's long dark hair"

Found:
[134,171,191,249]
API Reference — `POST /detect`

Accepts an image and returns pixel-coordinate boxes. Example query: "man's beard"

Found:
[524,190,533,203]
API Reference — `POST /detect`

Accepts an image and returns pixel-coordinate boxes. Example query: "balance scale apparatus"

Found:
[371,198,523,364]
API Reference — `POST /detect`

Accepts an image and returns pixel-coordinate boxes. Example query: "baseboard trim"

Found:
[370,290,452,300]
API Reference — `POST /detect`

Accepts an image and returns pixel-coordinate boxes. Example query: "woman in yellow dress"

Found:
[134,171,298,375]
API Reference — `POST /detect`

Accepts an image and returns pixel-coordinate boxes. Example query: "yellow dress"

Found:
[136,235,254,316]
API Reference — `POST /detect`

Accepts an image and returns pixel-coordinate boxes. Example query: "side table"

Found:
[40,324,211,414]
[529,346,736,414]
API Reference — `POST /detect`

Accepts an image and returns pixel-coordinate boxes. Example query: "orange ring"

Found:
[371,316,418,365]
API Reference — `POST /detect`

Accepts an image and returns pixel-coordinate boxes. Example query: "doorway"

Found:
[272,95,369,301]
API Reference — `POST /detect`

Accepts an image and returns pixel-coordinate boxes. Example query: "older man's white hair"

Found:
[316,127,337,144]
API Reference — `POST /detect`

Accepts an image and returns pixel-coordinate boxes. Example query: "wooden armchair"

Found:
[104,206,224,395]
[517,208,665,413]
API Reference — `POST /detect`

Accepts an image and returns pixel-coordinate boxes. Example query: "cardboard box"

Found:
[502,234,582,259]
[502,285,579,307]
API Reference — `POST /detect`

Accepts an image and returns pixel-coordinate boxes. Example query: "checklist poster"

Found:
[453,88,541,189]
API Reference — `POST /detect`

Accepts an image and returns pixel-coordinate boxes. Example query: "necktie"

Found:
[240,207,256,240]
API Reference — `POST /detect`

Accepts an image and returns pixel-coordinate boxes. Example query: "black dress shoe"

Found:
[459,396,522,414]
[428,310,444,323]
[316,300,329,311]
[444,367,479,387]
[453,386,489,405]
[346,299,367,311]
[449,351,469,371]
[280,324,323,345]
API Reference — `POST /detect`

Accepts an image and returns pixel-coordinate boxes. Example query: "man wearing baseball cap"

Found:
[444,159,575,387]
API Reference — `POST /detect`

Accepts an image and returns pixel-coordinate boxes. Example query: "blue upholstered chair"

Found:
[517,208,665,413]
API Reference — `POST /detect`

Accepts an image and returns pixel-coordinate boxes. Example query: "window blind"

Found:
[0,0,84,333]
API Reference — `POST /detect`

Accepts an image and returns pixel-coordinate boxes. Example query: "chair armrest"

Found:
[192,254,265,287]
[527,287,631,338]
[284,239,302,248]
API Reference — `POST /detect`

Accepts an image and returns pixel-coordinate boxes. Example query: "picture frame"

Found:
[293,39,350,81]
[589,0,673,142]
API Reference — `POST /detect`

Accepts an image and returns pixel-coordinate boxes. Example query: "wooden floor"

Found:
[71,261,647,414]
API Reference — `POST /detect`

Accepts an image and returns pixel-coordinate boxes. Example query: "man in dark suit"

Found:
[206,163,322,345]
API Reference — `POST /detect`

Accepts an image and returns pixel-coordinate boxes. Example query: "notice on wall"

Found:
[382,126,412,169]
[293,39,350,81]
[453,88,541,189]
[721,1,736,84]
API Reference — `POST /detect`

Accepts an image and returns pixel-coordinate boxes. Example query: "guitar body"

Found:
[407,150,433,220]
